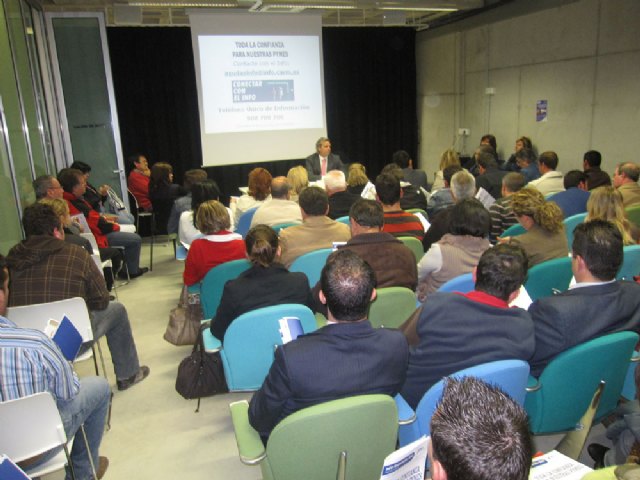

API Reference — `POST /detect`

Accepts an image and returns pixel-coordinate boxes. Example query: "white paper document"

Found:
[379,436,429,480]
[529,450,592,480]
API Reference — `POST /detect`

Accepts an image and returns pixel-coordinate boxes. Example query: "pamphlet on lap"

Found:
[44,315,83,362]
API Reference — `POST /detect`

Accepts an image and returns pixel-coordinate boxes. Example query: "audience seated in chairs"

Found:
[417,198,491,302]
[250,176,302,228]
[489,172,526,243]
[548,170,591,219]
[183,200,245,287]
[586,186,638,245]
[431,148,461,192]
[209,225,314,341]
[127,153,152,211]
[179,179,232,248]
[583,150,611,191]
[528,151,565,196]
[346,162,373,198]
[500,187,568,267]
[376,172,424,241]
[149,162,184,235]
[381,163,428,212]
[167,168,208,235]
[325,170,361,220]
[286,165,308,203]
[234,167,272,225]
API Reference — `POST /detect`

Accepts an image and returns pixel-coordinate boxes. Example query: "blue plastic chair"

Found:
[524,256,573,301]
[500,223,526,238]
[395,359,530,447]
[235,207,258,238]
[200,259,251,319]
[525,331,638,435]
[437,272,474,293]
[204,304,317,391]
[289,248,333,287]
[335,216,350,226]
[617,245,640,281]
[563,212,587,248]
[621,350,640,400]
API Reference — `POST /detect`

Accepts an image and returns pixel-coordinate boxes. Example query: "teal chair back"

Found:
[438,272,474,293]
[396,359,530,447]
[201,259,251,318]
[271,222,300,234]
[618,245,640,281]
[525,331,638,434]
[564,212,587,248]
[335,216,350,226]
[500,223,526,238]
[398,236,424,262]
[626,205,640,228]
[236,207,258,238]
[289,248,332,287]
[524,256,573,301]
[368,287,417,329]
[221,304,317,391]
[265,395,398,480]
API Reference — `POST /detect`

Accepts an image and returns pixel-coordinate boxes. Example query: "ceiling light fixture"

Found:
[379,6,457,11]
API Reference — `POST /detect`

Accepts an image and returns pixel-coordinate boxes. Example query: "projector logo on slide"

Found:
[233,80,294,103]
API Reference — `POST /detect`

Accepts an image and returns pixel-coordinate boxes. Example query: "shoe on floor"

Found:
[117,366,150,391]
[97,456,109,479]
[587,442,610,469]
[129,267,149,279]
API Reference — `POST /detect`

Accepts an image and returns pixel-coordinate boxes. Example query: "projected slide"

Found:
[199,35,323,134]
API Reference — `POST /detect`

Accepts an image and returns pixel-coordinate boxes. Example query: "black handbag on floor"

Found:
[175,328,228,412]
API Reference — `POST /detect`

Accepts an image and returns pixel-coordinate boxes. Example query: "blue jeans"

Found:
[91,301,140,380]
[106,231,142,275]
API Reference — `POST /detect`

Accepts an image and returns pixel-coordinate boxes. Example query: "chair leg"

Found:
[64,443,77,480]
[80,424,98,480]
[91,345,100,376]
[336,451,347,480]
[96,341,108,382]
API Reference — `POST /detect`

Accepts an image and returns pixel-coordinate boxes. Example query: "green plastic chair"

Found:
[407,208,428,219]
[500,223,526,238]
[625,205,640,228]
[200,259,251,319]
[525,331,638,436]
[398,236,424,262]
[524,256,573,301]
[617,245,640,281]
[230,394,398,480]
[368,287,417,329]
[563,212,587,248]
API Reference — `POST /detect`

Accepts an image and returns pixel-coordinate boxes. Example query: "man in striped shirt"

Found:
[375,172,425,241]
[0,254,110,479]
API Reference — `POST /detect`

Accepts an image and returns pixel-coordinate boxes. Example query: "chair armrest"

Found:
[202,329,222,353]
[631,351,640,363]
[229,400,266,465]
[394,394,416,425]
[526,375,542,393]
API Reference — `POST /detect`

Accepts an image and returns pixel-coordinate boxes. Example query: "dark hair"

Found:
[128,154,145,170]
[431,377,532,480]
[70,161,92,174]
[380,163,404,181]
[0,254,6,285]
[538,151,559,170]
[57,168,84,193]
[563,170,587,189]
[270,177,291,199]
[299,186,328,216]
[476,144,496,159]
[503,172,526,193]
[392,150,411,169]
[481,134,497,152]
[449,198,490,237]
[515,148,536,165]
[584,150,602,168]
[245,225,278,267]
[572,220,623,280]
[33,175,57,200]
[349,199,383,228]
[183,169,208,189]
[517,136,532,150]
[191,180,220,228]
[443,165,463,185]
[22,203,62,237]
[320,250,376,322]
[149,162,173,193]
[475,244,528,301]
[375,173,401,205]
[476,150,498,170]
[248,167,272,201]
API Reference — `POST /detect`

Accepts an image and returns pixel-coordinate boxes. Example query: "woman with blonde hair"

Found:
[500,187,568,266]
[346,163,374,198]
[184,200,245,286]
[431,148,461,191]
[234,167,272,223]
[586,186,638,245]
[286,165,308,202]
[209,224,313,341]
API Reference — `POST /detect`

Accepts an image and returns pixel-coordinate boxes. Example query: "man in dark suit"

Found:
[528,220,640,377]
[305,137,344,181]
[393,150,429,190]
[248,249,409,438]
[325,170,361,219]
[475,150,507,200]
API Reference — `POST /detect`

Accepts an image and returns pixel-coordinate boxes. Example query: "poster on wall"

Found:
[536,100,548,122]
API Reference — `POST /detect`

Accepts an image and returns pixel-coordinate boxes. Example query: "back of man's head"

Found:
[443,165,463,187]
[572,220,623,281]
[22,203,62,237]
[299,186,328,216]
[324,170,347,194]
[477,151,498,170]
[617,162,640,182]
[349,199,383,229]
[270,176,291,199]
[450,170,476,201]
[183,169,208,190]
[57,168,83,193]
[583,150,602,168]
[475,244,528,301]
[375,173,401,206]
[564,170,587,189]
[515,148,536,166]
[430,377,532,480]
[392,150,411,169]
[502,172,526,194]
[33,175,56,200]
[320,250,376,322]
[381,163,404,181]
[538,151,559,170]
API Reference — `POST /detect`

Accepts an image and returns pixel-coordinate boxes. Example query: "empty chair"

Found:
[564,212,587,247]
[368,287,417,329]
[289,248,332,287]
[437,272,474,294]
[524,256,573,301]
[199,259,251,319]
[395,359,530,447]
[230,394,398,480]
[398,236,424,262]
[617,245,640,281]
[235,207,259,238]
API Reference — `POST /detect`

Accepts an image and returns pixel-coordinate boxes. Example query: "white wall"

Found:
[416,0,640,182]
